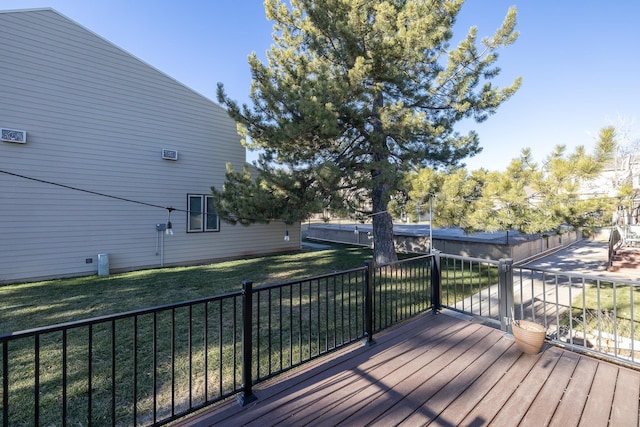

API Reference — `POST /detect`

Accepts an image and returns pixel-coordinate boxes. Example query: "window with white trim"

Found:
[187,194,220,232]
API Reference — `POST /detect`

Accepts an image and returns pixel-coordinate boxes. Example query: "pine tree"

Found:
[215,0,521,264]
[405,127,617,237]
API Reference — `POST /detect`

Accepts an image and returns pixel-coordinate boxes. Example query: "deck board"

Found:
[396,331,510,426]
[341,325,494,426]
[284,323,486,426]
[548,356,598,427]
[457,350,540,425]
[175,311,640,427]
[519,350,580,427]
[610,366,640,426]
[579,363,619,426]
[248,315,465,426]
[473,349,563,426]
[427,337,521,426]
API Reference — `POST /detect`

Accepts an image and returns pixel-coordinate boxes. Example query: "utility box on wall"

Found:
[97,253,109,276]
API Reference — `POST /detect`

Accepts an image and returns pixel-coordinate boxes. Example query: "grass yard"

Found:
[1,243,503,426]
[568,281,640,346]
[0,243,374,334]
[0,243,503,336]
[1,243,376,425]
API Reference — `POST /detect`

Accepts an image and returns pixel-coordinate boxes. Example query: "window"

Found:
[187,194,219,232]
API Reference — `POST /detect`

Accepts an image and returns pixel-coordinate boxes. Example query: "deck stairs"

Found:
[608,246,640,273]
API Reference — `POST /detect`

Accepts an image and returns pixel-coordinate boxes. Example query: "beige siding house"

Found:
[0,8,300,283]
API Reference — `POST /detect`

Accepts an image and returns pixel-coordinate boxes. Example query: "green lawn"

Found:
[1,244,500,426]
[0,243,374,334]
[568,281,640,343]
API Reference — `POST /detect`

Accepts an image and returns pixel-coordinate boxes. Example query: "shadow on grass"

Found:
[0,243,373,334]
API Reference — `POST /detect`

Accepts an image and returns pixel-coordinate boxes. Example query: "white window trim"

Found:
[187,194,220,233]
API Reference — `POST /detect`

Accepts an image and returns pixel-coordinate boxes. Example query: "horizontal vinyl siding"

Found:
[164,222,302,266]
[0,9,297,283]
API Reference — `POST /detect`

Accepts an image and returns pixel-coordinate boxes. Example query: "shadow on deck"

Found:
[174,312,640,426]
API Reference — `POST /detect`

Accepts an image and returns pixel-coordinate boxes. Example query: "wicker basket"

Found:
[512,320,546,354]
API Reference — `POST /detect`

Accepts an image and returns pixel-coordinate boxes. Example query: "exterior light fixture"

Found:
[166,207,174,236]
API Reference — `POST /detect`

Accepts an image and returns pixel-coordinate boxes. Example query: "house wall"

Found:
[0,9,300,283]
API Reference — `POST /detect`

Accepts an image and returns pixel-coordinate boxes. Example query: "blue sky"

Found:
[2,1,639,171]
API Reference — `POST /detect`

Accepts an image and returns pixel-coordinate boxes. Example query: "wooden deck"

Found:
[175,312,640,427]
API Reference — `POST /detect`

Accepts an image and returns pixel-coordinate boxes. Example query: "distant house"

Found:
[580,155,640,224]
[0,8,300,283]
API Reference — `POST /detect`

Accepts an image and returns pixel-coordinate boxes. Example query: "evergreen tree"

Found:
[215,0,521,264]
[521,126,617,234]
[404,127,617,237]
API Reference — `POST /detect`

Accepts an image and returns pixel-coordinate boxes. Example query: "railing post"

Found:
[237,280,257,406]
[364,260,376,346]
[430,251,441,313]
[498,258,514,333]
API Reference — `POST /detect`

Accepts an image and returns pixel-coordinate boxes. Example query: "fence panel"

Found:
[371,255,434,332]
[513,266,640,365]
[252,267,367,383]
[0,292,244,426]
[439,254,501,323]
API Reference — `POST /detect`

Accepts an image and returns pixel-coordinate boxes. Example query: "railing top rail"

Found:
[439,253,501,265]
[257,266,368,291]
[374,253,434,269]
[0,289,243,342]
[514,264,640,286]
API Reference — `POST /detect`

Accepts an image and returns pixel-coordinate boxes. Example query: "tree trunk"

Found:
[369,92,397,265]
[372,181,397,265]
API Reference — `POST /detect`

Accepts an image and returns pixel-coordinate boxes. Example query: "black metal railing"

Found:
[371,255,436,332]
[4,250,640,426]
[1,254,435,426]
[251,266,368,384]
[439,254,502,323]
[1,291,246,426]
[239,254,435,404]
[437,252,640,367]
[512,266,640,365]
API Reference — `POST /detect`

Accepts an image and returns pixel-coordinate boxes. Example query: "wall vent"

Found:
[1,128,27,143]
[162,148,178,161]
